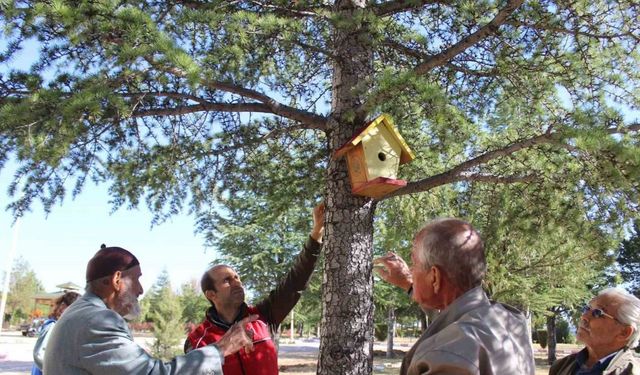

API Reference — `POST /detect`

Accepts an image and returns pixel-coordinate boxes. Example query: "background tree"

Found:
[2,1,640,374]
[3,256,45,324]
[617,220,640,297]
[179,279,210,326]
[147,269,184,360]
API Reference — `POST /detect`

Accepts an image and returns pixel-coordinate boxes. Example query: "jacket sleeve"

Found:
[33,321,55,369]
[77,309,224,375]
[408,350,480,375]
[256,236,321,328]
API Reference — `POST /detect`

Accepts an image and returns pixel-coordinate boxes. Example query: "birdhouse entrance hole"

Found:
[378,152,386,161]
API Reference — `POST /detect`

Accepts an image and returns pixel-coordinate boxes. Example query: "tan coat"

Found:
[401,287,535,375]
[550,349,640,375]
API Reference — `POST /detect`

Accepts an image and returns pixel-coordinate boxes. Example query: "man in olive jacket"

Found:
[375,218,535,375]
[550,288,640,375]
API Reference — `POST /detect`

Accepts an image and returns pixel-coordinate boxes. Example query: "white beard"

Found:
[122,297,141,321]
[116,278,142,320]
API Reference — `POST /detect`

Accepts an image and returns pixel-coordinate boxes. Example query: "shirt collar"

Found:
[575,347,620,373]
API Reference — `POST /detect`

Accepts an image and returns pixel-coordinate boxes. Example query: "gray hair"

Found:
[598,287,640,348]
[413,218,486,291]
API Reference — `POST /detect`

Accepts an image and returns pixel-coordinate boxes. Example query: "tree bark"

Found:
[547,313,557,365]
[317,1,376,374]
[386,307,396,359]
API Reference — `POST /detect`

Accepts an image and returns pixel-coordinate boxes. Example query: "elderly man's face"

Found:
[577,294,629,353]
[114,265,144,320]
[410,238,438,310]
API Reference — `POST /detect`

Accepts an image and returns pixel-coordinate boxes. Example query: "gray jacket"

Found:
[44,292,223,375]
[550,349,640,375]
[401,286,535,375]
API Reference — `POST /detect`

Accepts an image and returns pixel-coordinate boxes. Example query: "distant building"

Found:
[33,282,82,308]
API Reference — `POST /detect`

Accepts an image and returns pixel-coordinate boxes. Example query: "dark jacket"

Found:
[186,236,321,375]
[550,349,640,375]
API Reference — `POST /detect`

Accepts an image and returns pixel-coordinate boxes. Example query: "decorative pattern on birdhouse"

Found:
[334,114,415,199]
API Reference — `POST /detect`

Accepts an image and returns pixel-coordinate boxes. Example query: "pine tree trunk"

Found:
[547,314,557,365]
[318,195,376,374]
[317,1,375,374]
[386,308,396,359]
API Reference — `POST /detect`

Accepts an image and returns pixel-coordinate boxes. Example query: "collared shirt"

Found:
[575,348,620,375]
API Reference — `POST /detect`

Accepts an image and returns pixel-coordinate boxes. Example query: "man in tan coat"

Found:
[550,288,640,375]
[375,218,535,375]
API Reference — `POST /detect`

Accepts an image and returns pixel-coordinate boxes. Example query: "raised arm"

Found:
[256,203,325,327]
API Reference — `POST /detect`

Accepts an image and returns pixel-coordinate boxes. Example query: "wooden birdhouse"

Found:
[333,114,415,199]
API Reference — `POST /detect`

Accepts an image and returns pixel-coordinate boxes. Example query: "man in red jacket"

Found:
[185,203,324,375]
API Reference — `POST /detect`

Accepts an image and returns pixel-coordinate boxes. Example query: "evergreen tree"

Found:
[148,269,184,360]
[179,279,209,325]
[617,221,640,297]
[4,257,45,324]
[2,2,639,373]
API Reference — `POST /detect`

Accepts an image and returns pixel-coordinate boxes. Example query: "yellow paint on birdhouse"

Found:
[333,114,415,199]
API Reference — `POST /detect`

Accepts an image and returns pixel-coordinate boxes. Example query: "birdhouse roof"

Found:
[333,114,415,164]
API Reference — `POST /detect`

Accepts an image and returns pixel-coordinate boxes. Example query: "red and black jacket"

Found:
[187,305,277,375]
[185,237,321,375]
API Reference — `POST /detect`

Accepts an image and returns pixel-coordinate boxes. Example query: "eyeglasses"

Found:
[581,305,619,322]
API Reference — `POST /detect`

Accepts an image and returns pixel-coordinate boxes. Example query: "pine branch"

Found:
[360,0,523,113]
[414,0,523,75]
[130,103,273,117]
[384,38,500,76]
[177,0,327,18]
[145,59,328,129]
[372,0,448,16]
[458,173,537,184]
[507,20,640,42]
[381,123,640,200]
[245,0,327,18]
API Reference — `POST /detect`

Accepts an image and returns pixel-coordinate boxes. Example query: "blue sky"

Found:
[0,38,218,295]
[0,166,216,294]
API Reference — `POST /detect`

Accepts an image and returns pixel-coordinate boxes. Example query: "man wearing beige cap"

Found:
[44,245,256,375]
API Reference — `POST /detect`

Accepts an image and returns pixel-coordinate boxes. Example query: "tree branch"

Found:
[458,173,537,184]
[177,0,327,18]
[414,0,523,75]
[384,38,500,77]
[359,0,522,114]
[380,122,640,200]
[130,103,274,117]
[507,20,640,41]
[372,0,448,17]
[145,58,328,129]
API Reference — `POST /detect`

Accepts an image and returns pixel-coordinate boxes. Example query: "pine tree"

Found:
[5,257,45,324]
[2,2,639,373]
[617,221,640,297]
[179,279,210,325]
[148,270,184,360]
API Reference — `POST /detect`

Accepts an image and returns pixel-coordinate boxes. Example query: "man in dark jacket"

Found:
[185,203,324,375]
[550,288,640,375]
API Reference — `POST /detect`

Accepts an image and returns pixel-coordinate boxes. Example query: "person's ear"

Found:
[618,325,634,343]
[431,266,441,294]
[111,271,123,291]
[205,289,217,303]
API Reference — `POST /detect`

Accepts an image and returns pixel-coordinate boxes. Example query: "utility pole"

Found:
[0,218,21,332]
